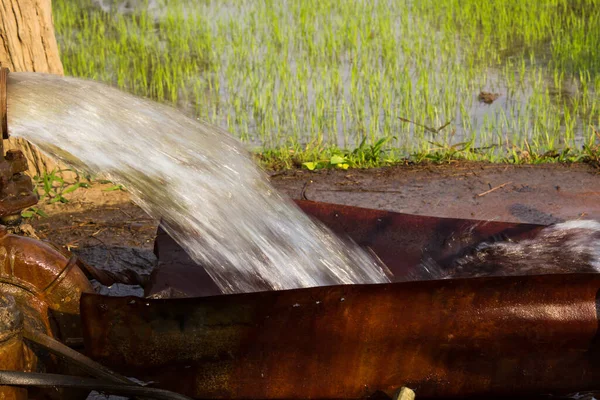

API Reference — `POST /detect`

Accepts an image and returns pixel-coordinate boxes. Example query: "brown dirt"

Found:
[24,162,600,283]
[271,162,600,224]
[28,182,158,286]
[30,182,155,249]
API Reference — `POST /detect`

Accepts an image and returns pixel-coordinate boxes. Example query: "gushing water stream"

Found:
[7,72,390,294]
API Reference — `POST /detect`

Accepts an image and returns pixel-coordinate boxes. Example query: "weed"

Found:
[33,169,90,204]
[21,207,48,219]
[20,169,90,219]
[581,126,600,167]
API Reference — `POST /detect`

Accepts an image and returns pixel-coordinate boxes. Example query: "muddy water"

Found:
[7,72,390,294]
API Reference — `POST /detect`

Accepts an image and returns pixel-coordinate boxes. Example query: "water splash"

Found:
[439,220,600,279]
[7,72,390,294]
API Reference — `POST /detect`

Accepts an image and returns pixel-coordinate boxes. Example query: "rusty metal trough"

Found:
[80,201,600,400]
[147,200,545,298]
[82,273,600,399]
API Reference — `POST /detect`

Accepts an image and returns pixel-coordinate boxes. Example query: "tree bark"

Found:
[0,0,66,177]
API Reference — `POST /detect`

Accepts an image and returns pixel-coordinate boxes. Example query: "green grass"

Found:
[34,169,90,204]
[53,0,600,169]
[20,168,89,218]
[19,170,131,219]
[255,130,600,171]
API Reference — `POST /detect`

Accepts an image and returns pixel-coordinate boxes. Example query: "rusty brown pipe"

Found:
[0,64,39,222]
[0,225,93,341]
[0,295,26,400]
[0,224,93,389]
[83,273,600,399]
[0,64,9,140]
[0,226,94,399]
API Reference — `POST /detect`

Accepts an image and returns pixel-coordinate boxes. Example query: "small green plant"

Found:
[349,136,396,165]
[302,154,349,171]
[21,207,48,219]
[298,136,398,171]
[581,126,600,167]
[33,169,90,204]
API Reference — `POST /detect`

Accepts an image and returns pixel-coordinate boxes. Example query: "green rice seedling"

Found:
[54,0,600,168]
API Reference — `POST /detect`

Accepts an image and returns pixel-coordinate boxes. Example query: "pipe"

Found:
[0,64,8,140]
[0,226,94,399]
[0,295,26,400]
[0,371,193,400]
[23,328,136,386]
[0,225,94,340]
[0,64,38,221]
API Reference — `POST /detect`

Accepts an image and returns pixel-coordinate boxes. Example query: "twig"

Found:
[91,228,107,237]
[301,180,313,200]
[322,188,405,194]
[65,240,80,251]
[476,182,512,197]
[398,117,453,134]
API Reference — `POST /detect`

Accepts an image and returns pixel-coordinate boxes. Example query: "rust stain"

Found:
[0,227,93,400]
[82,274,600,399]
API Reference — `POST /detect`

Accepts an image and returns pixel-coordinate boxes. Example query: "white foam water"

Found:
[445,220,600,278]
[7,72,390,294]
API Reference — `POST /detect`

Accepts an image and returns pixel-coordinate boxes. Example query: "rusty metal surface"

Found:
[83,273,600,399]
[0,65,37,218]
[294,200,544,279]
[0,149,39,219]
[0,226,94,399]
[0,295,26,400]
[0,65,8,140]
[147,200,544,297]
[0,226,93,324]
[0,148,37,220]
[146,225,220,298]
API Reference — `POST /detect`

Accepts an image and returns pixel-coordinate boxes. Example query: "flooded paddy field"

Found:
[55,0,600,163]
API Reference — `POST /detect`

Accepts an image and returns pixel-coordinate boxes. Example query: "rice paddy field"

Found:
[53,0,600,168]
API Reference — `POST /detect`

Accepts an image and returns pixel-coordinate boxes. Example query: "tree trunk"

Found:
[0,0,66,178]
